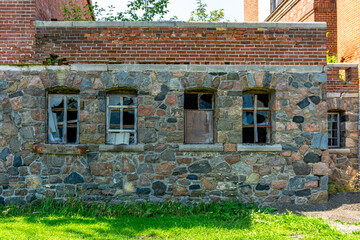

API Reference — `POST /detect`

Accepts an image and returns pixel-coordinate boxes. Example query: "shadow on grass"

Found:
[16,214,253,239]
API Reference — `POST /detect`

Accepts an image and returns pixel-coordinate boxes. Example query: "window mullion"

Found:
[63,96,67,144]
[120,97,123,130]
[337,113,340,147]
[254,95,258,143]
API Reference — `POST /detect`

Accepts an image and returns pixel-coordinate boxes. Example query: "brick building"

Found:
[244,0,360,192]
[0,0,347,205]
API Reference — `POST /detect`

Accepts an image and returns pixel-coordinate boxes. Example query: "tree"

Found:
[62,0,171,21]
[188,0,224,22]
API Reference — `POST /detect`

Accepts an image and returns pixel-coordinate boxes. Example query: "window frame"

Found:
[106,94,138,145]
[47,94,80,144]
[328,112,341,148]
[184,91,215,144]
[242,91,271,144]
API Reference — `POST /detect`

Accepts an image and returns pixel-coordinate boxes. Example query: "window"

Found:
[242,92,271,144]
[106,95,137,145]
[328,112,340,148]
[48,95,79,144]
[184,93,214,144]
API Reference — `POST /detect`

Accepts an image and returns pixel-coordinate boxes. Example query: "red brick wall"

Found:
[314,0,337,55]
[244,0,258,22]
[0,0,36,64]
[34,26,326,65]
[337,0,360,64]
[36,0,92,21]
[327,66,359,93]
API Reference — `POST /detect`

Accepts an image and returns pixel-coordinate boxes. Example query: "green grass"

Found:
[0,199,359,240]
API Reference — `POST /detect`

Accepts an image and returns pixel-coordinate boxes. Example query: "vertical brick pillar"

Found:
[0,0,36,64]
[244,0,259,22]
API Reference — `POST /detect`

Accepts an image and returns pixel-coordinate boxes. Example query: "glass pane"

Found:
[332,138,337,146]
[49,97,64,143]
[257,111,269,125]
[332,122,338,131]
[123,97,135,106]
[184,94,198,110]
[109,95,121,106]
[243,128,254,143]
[333,114,338,122]
[256,94,269,108]
[67,127,77,143]
[110,110,121,129]
[257,127,268,143]
[123,109,135,130]
[199,94,213,110]
[243,94,254,108]
[129,133,135,144]
[67,97,78,109]
[243,112,254,125]
[328,115,332,121]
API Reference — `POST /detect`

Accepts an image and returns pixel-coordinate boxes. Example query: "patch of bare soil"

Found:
[275,192,360,233]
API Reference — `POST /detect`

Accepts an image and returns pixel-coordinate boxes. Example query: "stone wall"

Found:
[0,64,329,205]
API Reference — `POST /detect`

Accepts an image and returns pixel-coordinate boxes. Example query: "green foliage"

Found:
[327,50,338,63]
[61,0,95,21]
[44,54,66,65]
[189,0,224,22]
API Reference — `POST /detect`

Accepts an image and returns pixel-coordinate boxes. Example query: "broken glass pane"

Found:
[123,109,135,129]
[256,94,269,108]
[199,94,213,110]
[243,94,254,108]
[67,97,78,109]
[123,97,135,106]
[257,112,269,125]
[110,110,121,129]
[243,127,254,143]
[257,128,268,143]
[49,97,64,143]
[184,94,198,109]
[243,112,254,125]
[109,96,121,106]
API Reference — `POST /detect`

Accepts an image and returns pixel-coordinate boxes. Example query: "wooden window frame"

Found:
[48,94,80,144]
[184,92,215,144]
[328,112,341,148]
[242,92,271,144]
[106,94,137,145]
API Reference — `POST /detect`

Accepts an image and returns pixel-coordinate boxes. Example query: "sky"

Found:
[96,0,270,22]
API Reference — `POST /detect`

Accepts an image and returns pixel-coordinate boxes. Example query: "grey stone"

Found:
[304,153,321,163]
[304,82,313,88]
[110,173,123,188]
[227,91,242,96]
[160,149,175,161]
[311,133,328,150]
[283,190,295,196]
[167,118,177,123]
[80,78,92,90]
[159,104,167,110]
[0,173,9,184]
[0,148,11,161]
[145,155,159,163]
[289,177,303,190]
[239,184,252,195]
[214,162,231,173]
[13,153,22,167]
[309,96,320,105]
[227,72,239,80]
[137,164,154,174]
[293,116,304,123]
[8,167,19,175]
[186,174,198,180]
[87,152,99,162]
[297,97,310,109]
[64,172,85,184]
[263,72,272,88]
[232,161,252,175]
[19,127,34,139]
[189,184,200,190]
[137,188,151,195]
[295,189,311,196]
[188,161,212,173]
[172,167,187,176]
[0,196,4,205]
[140,129,157,143]
[152,181,167,196]
[283,144,297,151]
[293,162,311,175]
[255,184,270,191]
[320,176,328,190]
[49,176,63,184]
[295,137,305,145]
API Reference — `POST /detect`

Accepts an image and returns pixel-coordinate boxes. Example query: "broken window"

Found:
[242,93,271,144]
[184,93,214,144]
[48,95,79,144]
[328,112,340,148]
[106,95,137,145]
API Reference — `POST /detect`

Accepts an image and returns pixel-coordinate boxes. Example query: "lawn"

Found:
[0,199,359,240]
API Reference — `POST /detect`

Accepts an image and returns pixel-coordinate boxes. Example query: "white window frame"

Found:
[328,112,341,148]
[106,95,137,145]
[48,94,80,144]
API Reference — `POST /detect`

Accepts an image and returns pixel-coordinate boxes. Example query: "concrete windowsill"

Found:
[99,144,145,152]
[328,148,351,155]
[32,143,87,155]
[178,144,224,152]
[237,144,282,152]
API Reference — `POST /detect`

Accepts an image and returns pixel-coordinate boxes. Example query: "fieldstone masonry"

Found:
[0,64,330,205]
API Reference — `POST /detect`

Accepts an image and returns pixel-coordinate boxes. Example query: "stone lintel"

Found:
[327,63,358,69]
[0,64,325,73]
[237,144,282,152]
[35,21,327,29]
[327,93,341,98]
[178,144,224,152]
[328,148,351,155]
[99,144,145,152]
